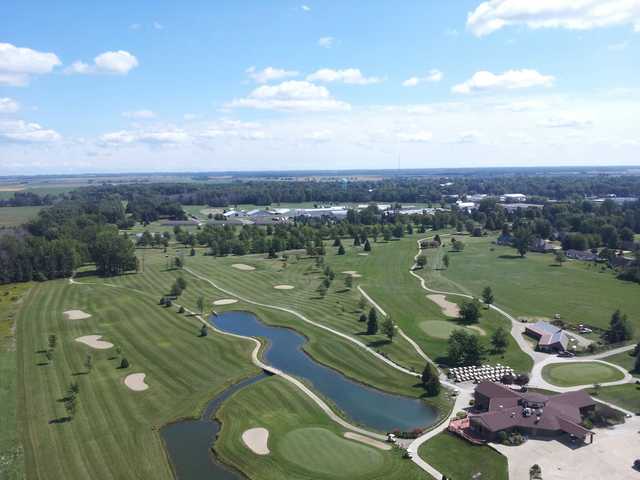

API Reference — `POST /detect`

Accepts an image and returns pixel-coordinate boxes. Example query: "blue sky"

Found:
[1,0,639,174]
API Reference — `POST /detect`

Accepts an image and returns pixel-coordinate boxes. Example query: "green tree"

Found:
[442,254,450,269]
[358,313,367,323]
[491,326,509,353]
[197,295,205,315]
[555,250,566,265]
[513,227,532,257]
[416,255,427,269]
[318,283,328,297]
[344,275,353,289]
[606,309,633,343]
[93,229,137,276]
[529,464,542,480]
[84,354,92,373]
[634,352,640,373]
[459,300,482,323]
[482,286,494,305]
[363,239,371,252]
[367,308,378,335]
[120,357,130,369]
[421,363,441,396]
[447,329,485,366]
[48,334,57,351]
[200,324,208,337]
[64,396,77,421]
[382,317,395,342]
[358,296,367,311]
[337,244,346,255]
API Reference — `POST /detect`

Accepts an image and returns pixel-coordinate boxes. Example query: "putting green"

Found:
[420,320,475,339]
[541,362,625,387]
[277,428,385,476]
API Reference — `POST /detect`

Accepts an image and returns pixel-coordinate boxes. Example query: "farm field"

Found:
[15,279,258,480]
[418,432,508,480]
[0,206,44,227]
[420,235,640,337]
[541,362,625,387]
[215,375,430,480]
[587,384,640,413]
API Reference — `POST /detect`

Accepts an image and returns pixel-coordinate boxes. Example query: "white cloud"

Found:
[539,114,593,129]
[0,120,61,142]
[122,110,156,119]
[304,130,332,142]
[0,42,61,86]
[608,41,629,51]
[454,131,483,144]
[318,36,335,48]
[307,68,382,85]
[228,80,350,112]
[129,23,141,30]
[495,99,548,111]
[246,66,299,84]
[397,131,433,142]
[467,0,640,36]
[402,69,443,87]
[153,21,164,30]
[301,5,311,11]
[66,50,139,75]
[452,69,554,94]
[0,98,20,113]
[100,129,189,145]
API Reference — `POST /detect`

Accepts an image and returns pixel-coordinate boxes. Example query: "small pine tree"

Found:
[358,296,367,311]
[190,248,196,256]
[382,317,395,341]
[337,244,346,255]
[200,324,208,337]
[367,308,378,335]
[443,254,450,269]
[421,363,441,396]
[482,286,494,305]
[363,239,371,252]
[120,357,130,369]
[359,313,367,322]
[345,275,353,289]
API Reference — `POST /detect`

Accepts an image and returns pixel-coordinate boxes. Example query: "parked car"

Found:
[558,351,575,357]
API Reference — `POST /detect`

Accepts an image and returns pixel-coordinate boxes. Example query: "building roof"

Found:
[525,322,569,349]
[471,382,595,439]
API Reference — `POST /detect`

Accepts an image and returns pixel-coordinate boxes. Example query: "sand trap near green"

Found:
[273,285,295,290]
[213,299,238,305]
[232,264,255,271]
[541,362,625,387]
[426,294,460,317]
[75,335,114,350]
[63,309,91,320]
[124,373,149,391]
[278,428,384,477]
[242,427,270,455]
[420,320,476,339]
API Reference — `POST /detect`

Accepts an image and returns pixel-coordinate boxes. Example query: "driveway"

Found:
[492,416,640,479]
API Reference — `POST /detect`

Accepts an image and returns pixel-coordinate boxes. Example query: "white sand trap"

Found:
[232,263,255,271]
[75,335,113,350]
[213,298,238,305]
[63,310,92,320]
[242,427,270,455]
[467,325,487,336]
[342,270,358,275]
[273,285,295,290]
[344,432,391,450]
[358,253,369,256]
[427,294,460,317]
[351,274,362,278]
[124,373,149,392]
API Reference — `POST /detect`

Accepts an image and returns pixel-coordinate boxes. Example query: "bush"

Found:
[455,411,467,419]
[120,358,130,369]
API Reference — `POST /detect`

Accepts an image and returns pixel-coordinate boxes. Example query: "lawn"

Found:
[420,234,640,337]
[16,279,258,480]
[0,206,44,227]
[215,375,431,480]
[602,350,638,373]
[418,432,508,480]
[587,383,640,413]
[0,282,33,480]
[541,362,625,387]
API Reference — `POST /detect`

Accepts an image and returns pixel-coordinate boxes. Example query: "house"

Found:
[468,382,596,444]
[529,238,557,253]
[498,203,544,213]
[565,249,598,261]
[500,193,527,203]
[524,321,569,352]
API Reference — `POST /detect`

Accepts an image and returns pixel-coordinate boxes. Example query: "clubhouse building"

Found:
[524,321,569,352]
[452,382,596,444]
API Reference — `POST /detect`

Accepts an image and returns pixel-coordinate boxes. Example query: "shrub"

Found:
[120,358,130,369]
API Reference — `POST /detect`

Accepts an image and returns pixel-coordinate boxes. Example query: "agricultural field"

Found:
[0,206,43,227]
[419,235,640,337]
[419,432,508,480]
[215,375,430,480]
[0,282,32,480]
[541,362,625,387]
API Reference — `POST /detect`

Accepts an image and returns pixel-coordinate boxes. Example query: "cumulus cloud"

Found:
[0,120,61,142]
[0,42,61,86]
[122,110,156,119]
[100,129,189,145]
[452,69,554,94]
[227,80,350,112]
[306,68,382,85]
[318,37,335,48]
[467,0,640,36]
[246,66,299,84]
[402,69,443,87]
[0,97,20,113]
[397,131,433,142]
[301,5,311,11]
[66,50,139,75]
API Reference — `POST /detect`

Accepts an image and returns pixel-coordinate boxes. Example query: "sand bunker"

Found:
[358,253,369,256]
[64,310,92,320]
[232,263,255,271]
[242,427,270,455]
[75,335,114,350]
[467,325,487,336]
[124,373,149,391]
[427,294,460,317]
[274,285,295,290]
[213,299,238,305]
[344,432,391,450]
[342,271,358,275]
